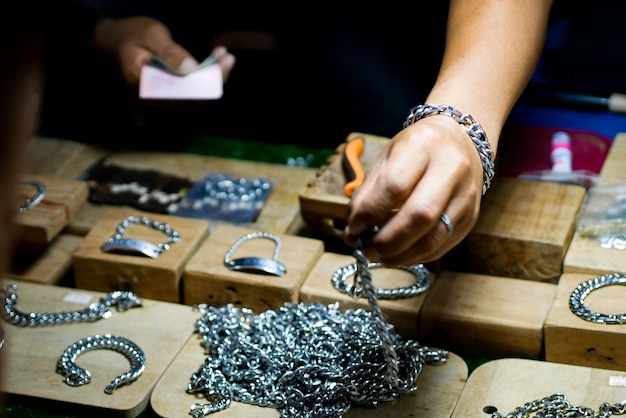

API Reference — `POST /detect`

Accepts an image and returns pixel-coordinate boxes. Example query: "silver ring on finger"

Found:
[439,213,454,237]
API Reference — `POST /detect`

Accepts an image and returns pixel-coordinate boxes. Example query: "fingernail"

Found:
[178,57,198,75]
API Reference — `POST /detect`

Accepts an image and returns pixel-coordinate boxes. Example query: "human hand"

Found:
[93,16,235,86]
[344,116,487,266]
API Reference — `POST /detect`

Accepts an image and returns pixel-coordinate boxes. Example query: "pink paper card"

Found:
[139,63,223,100]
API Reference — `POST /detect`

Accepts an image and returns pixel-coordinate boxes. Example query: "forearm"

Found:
[426,0,553,152]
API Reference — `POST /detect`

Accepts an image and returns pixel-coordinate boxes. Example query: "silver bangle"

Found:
[101,216,181,259]
[223,232,287,277]
[404,104,495,195]
[17,180,46,213]
[569,274,626,324]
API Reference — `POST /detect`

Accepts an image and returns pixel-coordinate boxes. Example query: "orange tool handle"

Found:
[342,137,365,197]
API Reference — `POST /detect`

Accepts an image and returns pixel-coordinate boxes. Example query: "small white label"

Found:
[63,292,93,305]
[609,376,626,387]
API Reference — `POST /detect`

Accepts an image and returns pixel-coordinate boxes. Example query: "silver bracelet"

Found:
[569,274,626,324]
[56,334,146,394]
[404,104,495,195]
[17,180,46,213]
[223,232,286,277]
[332,262,430,300]
[101,216,181,259]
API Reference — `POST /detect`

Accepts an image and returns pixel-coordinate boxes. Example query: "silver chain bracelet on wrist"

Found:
[332,262,430,300]
[101,215,181,259]
[569,274,626,324]
[1,284,142,326]
[223,231,287,276]
[404,103,496,195]
[56,334,146,394]
[17,179,46,213]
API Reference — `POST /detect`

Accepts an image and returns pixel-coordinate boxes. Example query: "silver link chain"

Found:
[1,284,142,326]
[187,230,448,417]
[102,215,181,256]
[491,393,626,417]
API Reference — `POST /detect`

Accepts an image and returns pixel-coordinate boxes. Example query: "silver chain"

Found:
[332,262,430,299]
[570,274,626,324]
[1,284,142,326]
[187,231,448,417]
[491,393,626,417]
[16,179,46,213]
[56,334,146,394]
[223,232,282,265]
[404,103,495,195]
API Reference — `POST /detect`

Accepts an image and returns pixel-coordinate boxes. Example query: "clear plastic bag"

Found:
[576,183,626,249]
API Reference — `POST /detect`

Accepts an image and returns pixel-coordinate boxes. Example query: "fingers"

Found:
[210,46,236,82]
[344,118,484,266]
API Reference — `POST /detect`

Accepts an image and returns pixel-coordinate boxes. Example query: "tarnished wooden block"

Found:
[183,224,324,312]
[73,207,210,303]
[299,252,434,339]
[419,271,556,359]
[544,272,626,371]
[465,177,587,282]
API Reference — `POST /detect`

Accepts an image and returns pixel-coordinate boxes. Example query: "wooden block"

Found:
[25,136,109,179]
[544,272,626,371]
[465,177,587,282]
[299,252,434,339]
[0,278,200,418]
[150,331,468,418]
[419,271,556,359]
[298,132,390,240]
[452,358,626,417]
[183,224,324,312]
[64,150,317,236]
[73,207,210,303]
[564,134,626,276]
[12,175,88,250]
[6,234,82,285]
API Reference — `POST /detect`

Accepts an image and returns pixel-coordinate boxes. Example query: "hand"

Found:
[344,116,486,266]
[93,16,235,86]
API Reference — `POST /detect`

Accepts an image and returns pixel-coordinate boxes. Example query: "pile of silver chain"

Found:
[187,232,448,417]
[491,393,626,417]
[1,284,142,326]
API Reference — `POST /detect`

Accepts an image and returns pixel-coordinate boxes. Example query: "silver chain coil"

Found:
[404,103,495,195]
[332,262,430,299]
[56,334,146,394]
[570,274,626,324]
[491,393,626,417]
[187,231,448,417]
[1,284,142,326]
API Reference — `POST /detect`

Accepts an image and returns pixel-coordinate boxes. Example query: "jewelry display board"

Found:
[544,272,626,371]
[0,278,200,418]
[150,333,468,418]
[451,358,626,417]
[299,252,432,340]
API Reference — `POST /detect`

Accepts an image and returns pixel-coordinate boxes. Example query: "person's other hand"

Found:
[93,16,235,86]
[344,116,486,266]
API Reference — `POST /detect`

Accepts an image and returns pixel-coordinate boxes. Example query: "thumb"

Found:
[155,42,198,75]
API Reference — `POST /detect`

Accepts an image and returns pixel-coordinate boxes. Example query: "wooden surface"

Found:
[564,133,626,275]
[183,224,325,311]
[419,271,557,359]
[298,132,390,239]
[6,234,82,285]
[0,278,200,417]
[452,358,626,417]
[544,272,626,371]
[73,207,210,303]
[13,175,88,248]
[150,333,467,418]
[465,177,586,282]
[299,252,433,340]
